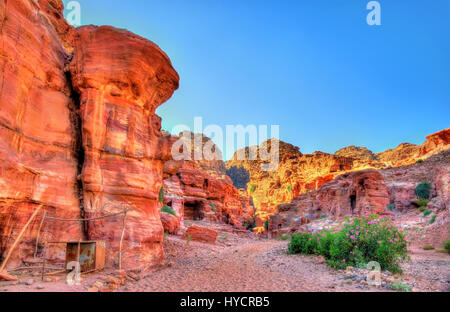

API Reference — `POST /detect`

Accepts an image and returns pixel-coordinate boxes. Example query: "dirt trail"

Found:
[1,221,448,292]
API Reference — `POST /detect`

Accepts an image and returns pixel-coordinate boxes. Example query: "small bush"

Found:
[443,240,450,254]
[387,204,394,211]
[416,198,429,208]
[161,205,176,216]
[429,215,437,224]
[415,182,431,200]
[209,202,216,212]
[418,206,426,213]
[186,234,192,245]
[390,281,411,292]
[264,220,269,230]
[416,159,424,164]
[158,187,165,203]
[320,214,328,219]
[287,215,408,273]
[287,185,292,192]
[423,245,434,250]
[423,210,432,217]
[249,184,256,193]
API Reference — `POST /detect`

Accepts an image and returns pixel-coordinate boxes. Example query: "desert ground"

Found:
[1,219,448,293]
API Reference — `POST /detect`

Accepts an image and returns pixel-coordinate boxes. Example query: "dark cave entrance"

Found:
[184,202,204,221]
[350,195,357,213]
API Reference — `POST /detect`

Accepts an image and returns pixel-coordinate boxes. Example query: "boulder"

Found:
[182,226,218,244]
[160,212,180,235]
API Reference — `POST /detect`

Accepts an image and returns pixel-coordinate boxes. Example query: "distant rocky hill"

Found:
[226,128,450,225]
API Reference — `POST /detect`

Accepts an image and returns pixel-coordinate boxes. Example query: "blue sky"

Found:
[65,0,449,159]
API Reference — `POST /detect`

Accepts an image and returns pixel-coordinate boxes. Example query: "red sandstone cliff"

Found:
[0,0,179,270]
[162,132,253,231]
[227,129,450,228]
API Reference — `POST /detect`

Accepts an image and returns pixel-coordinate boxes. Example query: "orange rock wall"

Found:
[0,1,179,270]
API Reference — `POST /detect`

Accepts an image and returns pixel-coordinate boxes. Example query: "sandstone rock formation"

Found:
[269,150,450,236]
[70,25,179,269]
[0,0,83,267]
[228,129,450,229]
[162,132,253,230]
[182,225,218,244]
[226,139,354,224]
[0,0,179,270]
[160,212,180,235]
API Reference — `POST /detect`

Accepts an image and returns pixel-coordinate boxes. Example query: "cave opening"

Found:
[350,195,356,213]
[184,202,204,221]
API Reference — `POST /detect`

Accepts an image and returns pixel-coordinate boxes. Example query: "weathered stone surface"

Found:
[182,225,218,244]
[0,0,82,267]
[0,1,179,270]
[160,212,180,235]
[226,139,354,224]
[229,130,450,228]
[163,132,251,229]
[70,25,179,269]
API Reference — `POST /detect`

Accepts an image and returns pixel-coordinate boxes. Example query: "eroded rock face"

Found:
[270,150,450,235]
[162,132,253,229]
[70,25,179,269]
[0,0,82,267]
[226,139,354,224]
[160,212,180,235]
[228,130,450,228]
[0,1,179,270]
[182,225,218,244]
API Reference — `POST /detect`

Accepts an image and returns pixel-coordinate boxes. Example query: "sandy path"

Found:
[1,221,448,292]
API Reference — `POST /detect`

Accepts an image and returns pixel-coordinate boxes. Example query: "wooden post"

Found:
[41,258,46,281]
[118,210,127,270]
[0,204,43,272]
[76,239,81,266]
[34,211,46,258]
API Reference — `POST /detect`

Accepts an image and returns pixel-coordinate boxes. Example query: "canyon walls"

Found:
[70,25,179,269]
[0,0,179,270]
[0,0,82,267]
[228,129,450,228]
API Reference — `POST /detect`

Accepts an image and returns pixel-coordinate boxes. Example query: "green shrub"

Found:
[423,245,434,250]
[320,214,328,219]
[287,215,408,273]
[418,206,426,213]
[278,234,290,241]
[186,234,192,245]
[429,215,437,224]
[209,202,216,212]
[415,182,431,200]
[264,220,269,230]
[390,281,411,292]
[287,185,292,192]
[387,204,394,211]
[161,205,176,216]
[423,210,432,217]
[158,187,165,203]
[249,184,256,193]
[416,159,424,164]
[416,198,429,208]
[443,240,450,254]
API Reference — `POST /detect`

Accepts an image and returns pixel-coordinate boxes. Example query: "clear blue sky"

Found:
[66,0,449,159]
